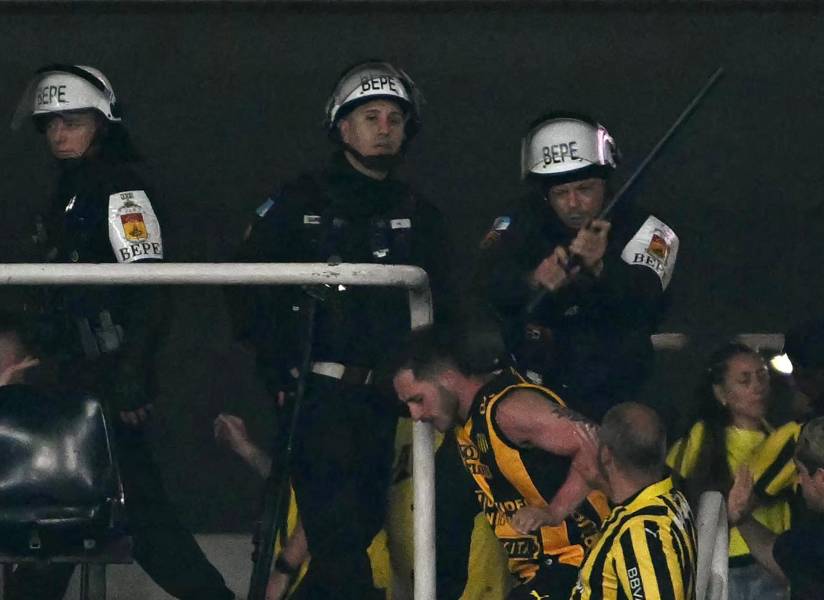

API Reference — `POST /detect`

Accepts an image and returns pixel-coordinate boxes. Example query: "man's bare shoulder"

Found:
[495,388,592,447]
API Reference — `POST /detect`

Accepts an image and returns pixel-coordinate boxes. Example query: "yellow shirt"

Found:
[667,421,791,559]
[382,417,511,599]
[570,477,697,600]
[283,417,510,599]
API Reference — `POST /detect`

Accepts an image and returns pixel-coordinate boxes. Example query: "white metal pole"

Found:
[695,491,729,600]
[0,262,430,288]
[408,282,436,600]
[0,262,437,600]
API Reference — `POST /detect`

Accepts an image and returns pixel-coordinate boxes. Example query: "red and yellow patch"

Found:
[647,230,670,261]
[121,212,148,242]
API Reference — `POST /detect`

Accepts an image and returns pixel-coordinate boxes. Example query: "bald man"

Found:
[571,403,697,600]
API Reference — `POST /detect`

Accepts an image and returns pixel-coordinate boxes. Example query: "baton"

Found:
[525,66,725,315]
[247,291,318,600]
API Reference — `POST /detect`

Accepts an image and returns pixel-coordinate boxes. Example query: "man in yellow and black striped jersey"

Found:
[393,324,610,600]
[570,403,697,600]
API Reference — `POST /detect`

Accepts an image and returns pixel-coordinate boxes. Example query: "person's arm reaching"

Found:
[213,413,273,478]
[736,518,787,583]
[496,390,601,531]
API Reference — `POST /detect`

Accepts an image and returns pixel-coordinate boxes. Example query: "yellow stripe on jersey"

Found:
[571,477,697,600]
[386,417,511,599]
[456,370,609,585]
[667,420,793,559]
[458,416,496,501]
[666,422,705,478]
[484,381,569,507]
[749,421,802,498]
[485,388,549,507]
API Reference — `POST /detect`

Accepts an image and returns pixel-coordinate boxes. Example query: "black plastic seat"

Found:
[0,384,131,599]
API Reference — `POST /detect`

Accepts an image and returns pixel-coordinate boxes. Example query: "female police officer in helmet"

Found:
[7,64,235,600]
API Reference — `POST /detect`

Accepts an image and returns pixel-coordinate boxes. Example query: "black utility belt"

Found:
[309,362,374,386]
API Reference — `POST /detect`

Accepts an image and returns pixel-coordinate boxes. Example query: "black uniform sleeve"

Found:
[111,285,171,411]
[578,236,668,328]
[414,200,457,324]
[773,514,824,594]
[224,194,305,396]
[473,205,547,314]
[105,180,171,412]
[477,206,670,331]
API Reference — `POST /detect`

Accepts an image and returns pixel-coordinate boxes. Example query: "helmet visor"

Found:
[11,76,41,131]
[12,67,118,131]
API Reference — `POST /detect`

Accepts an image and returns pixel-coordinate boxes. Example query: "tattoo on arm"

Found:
[545,402,593,426]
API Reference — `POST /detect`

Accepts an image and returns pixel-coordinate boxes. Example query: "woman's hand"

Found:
[727,465,755,526]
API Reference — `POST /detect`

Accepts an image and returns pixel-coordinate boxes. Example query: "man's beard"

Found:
[435,383,461,430]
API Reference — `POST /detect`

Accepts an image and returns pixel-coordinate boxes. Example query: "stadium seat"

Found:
[0,384,132,599]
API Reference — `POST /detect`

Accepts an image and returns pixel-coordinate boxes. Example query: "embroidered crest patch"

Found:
[620,215,679,290]
[108,190,163,263]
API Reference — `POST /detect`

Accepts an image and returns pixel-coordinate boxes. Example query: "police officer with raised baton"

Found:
[475,112,680,420]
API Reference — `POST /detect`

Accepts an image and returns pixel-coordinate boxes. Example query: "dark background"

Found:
[0,2,821,532]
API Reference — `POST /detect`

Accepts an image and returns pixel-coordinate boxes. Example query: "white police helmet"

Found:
[324,60,422,139]
[521,113,619,182]
[12,64,120,131]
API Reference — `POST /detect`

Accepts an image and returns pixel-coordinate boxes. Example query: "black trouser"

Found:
[288,374,396,600]
[507,561,579,600]
[433,429,482,599]
[6,421,234,600]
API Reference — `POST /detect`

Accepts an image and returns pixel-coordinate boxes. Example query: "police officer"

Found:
[475,112,680,420]
[227,61,451,599]
[9,64,234,600]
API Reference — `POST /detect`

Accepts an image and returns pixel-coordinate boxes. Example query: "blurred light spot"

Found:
[770,353,793,375]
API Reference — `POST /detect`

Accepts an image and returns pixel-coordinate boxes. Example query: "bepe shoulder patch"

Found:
[108,190,163,263]
[620,215,679,290]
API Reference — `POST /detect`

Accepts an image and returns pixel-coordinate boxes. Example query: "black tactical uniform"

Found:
[475,195,677,420]
[228,152,451,599]
[7,156,234,600]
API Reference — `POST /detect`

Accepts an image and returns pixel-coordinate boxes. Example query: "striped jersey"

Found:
[667,421,792,560]
[570,477,697,600]
[749,421,802,499]
[455,368,610,585]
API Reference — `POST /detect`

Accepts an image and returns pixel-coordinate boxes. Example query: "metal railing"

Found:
[695,491,729,600]
[0,262,437,600]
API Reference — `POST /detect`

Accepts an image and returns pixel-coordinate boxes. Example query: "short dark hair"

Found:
[392,314,507,381]
[601,402,667,476]
[796,417,824,474]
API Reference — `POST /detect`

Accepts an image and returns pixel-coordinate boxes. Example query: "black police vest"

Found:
[43,159,154,360]
[278,172,423,368]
